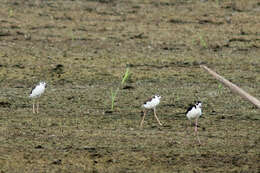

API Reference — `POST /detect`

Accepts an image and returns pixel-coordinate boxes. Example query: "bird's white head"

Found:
[196,101,202,108]
[154,95,161,100]
[40,81,47,88]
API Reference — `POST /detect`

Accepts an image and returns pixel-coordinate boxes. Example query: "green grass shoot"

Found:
[199,34,207,48]
[111,67,130,111]
[121,67,129,85]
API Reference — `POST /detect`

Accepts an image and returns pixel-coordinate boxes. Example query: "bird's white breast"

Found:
[186,107,202,120]
[30,85,45,98]
[143,98,160,109]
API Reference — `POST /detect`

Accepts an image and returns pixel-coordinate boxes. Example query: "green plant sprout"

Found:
[8,9,14,17]
[215,0,220,6]
[199,34,207,48]
[111,67,130,111]
[217,83,223,95]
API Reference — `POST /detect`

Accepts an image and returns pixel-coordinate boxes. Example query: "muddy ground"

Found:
[0,0,260,172]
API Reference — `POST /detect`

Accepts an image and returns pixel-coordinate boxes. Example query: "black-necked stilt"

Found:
[29,81,47,114]
[140,95,162,127]
[186,101,202,144]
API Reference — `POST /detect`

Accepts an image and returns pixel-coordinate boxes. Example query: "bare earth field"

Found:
[0,0,260,172]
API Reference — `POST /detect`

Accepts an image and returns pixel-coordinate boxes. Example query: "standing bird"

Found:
[140,95,162,127]
[29,81,47,114]
[186,101,202,144]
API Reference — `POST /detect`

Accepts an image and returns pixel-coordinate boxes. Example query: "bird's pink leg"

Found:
[140,110,146,128]
[153,108,162,126]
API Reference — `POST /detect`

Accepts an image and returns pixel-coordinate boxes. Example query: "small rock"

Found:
[52,159,62,165]
[35,145,44,149]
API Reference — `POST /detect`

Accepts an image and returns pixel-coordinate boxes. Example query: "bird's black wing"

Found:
[185,104,194,114]
[30,82,40,94]
[143,96,155,104]
[30,85,37,94]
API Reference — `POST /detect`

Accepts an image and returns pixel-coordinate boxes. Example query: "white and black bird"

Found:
[29,81,47,114]
[186,101,202,144]
[140,95,162,127]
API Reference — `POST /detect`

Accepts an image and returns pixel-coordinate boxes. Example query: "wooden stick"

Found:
[200,65,260,109]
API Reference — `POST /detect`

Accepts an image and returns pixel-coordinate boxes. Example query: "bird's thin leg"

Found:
[153,108,162,126]
[194,119,198,135]
[195,118,201,144]
[140,110,146,128]
[36,101,39,114]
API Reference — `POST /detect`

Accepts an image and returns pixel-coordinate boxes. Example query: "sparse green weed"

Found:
[110,67,130,111]
[199,34,208,49]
